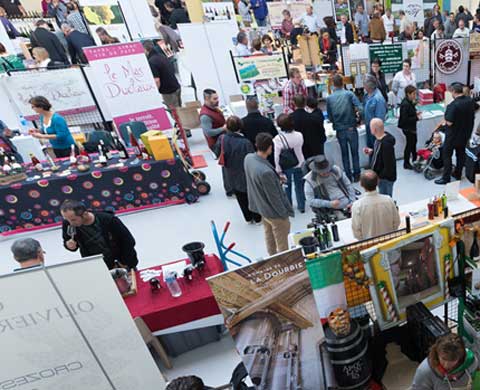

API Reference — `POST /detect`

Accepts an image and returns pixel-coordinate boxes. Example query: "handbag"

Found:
[278,133,299,171]
[218,135,225,166]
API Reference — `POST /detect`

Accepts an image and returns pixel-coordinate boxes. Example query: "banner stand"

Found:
[79,65,109,129]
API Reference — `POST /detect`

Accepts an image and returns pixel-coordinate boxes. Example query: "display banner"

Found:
[434,38,469,85]
[0,256,165,389]
[369,43,403,74]
[267,1,310,29]
[84,42,171,130]
[1,68,97,121]
[202,2,235,22]
[470,33,480,60]
[207,248,325,389]
[79,0,131,45]
[403,0,424,23]
[233,52,287,81]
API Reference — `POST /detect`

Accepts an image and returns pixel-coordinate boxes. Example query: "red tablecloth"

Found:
[124,255,224,332]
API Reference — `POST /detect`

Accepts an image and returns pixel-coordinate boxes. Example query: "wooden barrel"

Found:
[324,320,371,390]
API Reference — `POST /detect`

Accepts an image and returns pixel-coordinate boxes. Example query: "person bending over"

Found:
[60,199,139,270]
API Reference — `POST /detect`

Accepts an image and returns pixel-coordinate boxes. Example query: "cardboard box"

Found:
[149,135,174,161]
[176,101,202,129]
[140,130,163,155]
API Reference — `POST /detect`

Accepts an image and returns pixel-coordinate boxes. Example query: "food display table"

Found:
[0,155,199,236]
[124,254,224,334]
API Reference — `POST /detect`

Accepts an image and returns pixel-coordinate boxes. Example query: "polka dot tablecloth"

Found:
[0,157,199,235]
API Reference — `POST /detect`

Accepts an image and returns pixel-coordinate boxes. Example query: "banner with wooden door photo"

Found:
[207,248,325,389]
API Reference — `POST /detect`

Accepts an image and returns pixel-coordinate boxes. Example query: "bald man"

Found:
[351,170,400,240]
[363,118,396,197]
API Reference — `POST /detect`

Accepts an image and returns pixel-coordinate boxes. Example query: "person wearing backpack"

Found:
[273,114,306,213]
[304,155,356,220]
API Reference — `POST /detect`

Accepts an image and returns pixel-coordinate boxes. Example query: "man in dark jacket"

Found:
[290,94,326,159]
[31,20,69,64]
[164,1,190,29]
[435,83,477,184]
[241,98,277,165]
[364,118,396,197]
[339,14,354,44]
[61,23,95,64]
[60,200,138,270]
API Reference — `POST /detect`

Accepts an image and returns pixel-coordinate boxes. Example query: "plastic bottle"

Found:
[165,272,182,297]
[69,144,77,165]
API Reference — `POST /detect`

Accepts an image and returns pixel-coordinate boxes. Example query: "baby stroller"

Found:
[413,128,445,180]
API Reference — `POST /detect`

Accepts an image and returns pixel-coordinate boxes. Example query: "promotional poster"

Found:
[233,53,287,82]
[207,248,326,389]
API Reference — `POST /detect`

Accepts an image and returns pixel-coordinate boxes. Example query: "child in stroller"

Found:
[413,127,445,180]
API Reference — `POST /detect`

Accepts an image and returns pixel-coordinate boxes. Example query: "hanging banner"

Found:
[1,68,97,121]
[435,39,463,75]
[369,44,403,74]
[207,248,326,389]
[403,0,424,23]
[267,1,310,29]
[470,33,480,60]
[84,42,171,130]
[233,52,287,81]
[79,0,131,45]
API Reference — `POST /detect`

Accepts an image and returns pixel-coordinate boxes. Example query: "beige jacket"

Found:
[351,191,400,240]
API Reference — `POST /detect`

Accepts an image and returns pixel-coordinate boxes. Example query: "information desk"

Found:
[0,156,198,236]
[124,254,224,333]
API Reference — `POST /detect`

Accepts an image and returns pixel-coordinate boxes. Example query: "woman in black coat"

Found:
[369,58,389,102]
[398,85,421,170]
[214,116,261,223]
[319,29,337,70]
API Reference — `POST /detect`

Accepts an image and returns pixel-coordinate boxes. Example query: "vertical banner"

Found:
[434,38,469,85]
[207,248,326,389]
[84,42,171,130]
[79,0,131,45]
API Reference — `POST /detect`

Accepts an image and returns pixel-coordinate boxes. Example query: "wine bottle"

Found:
[2,156,12,175]
[30,153,43,171]
[98,144,107,165]
[69,144,77,165]
[331,221,339,242]
[99,140,112,160]
[137,139,150,160]
[115,134,129,159]
[127,127,141,158]
[471,231,480,260]
[10,156,22,173]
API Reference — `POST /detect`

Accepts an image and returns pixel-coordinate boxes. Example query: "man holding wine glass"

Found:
[60,199,139,270]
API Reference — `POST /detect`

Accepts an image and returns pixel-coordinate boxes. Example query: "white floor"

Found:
[0,129,473,387]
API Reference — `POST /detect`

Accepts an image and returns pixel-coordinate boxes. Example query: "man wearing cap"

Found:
[11,238,45,271]
[304,155,356,220]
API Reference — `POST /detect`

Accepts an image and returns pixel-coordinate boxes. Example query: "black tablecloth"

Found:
[0,156,198,234]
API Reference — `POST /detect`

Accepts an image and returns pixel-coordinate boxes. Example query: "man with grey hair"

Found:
[11,238,45,271]
[61,22,95,64]
[235,32,250,56]
[363,74,387,150]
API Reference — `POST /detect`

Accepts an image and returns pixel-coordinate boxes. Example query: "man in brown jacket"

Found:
[369,12,386,42]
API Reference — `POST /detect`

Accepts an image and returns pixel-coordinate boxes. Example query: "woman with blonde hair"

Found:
[412,333,479,389]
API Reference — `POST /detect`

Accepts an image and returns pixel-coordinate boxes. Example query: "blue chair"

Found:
[118,121,148,146]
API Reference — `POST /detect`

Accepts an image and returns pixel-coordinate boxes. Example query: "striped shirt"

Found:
[67,11,88,35]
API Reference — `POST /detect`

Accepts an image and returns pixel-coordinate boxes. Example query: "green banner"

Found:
[369,44,403,74]
[306,251,344,289]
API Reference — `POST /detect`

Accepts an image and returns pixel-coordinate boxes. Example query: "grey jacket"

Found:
[412,357,478,390]
[304,166,356,209]
[244,153,294,219]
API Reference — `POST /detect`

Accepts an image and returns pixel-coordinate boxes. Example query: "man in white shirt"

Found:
[382,8,394,37]
[453,19,470,38]
[235,31,251,56]
[301,5,322,33]
[431,23,445,39]
[351,170,400,240]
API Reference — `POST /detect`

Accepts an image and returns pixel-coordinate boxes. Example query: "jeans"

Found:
[366,128,376,150]
[263,217,291,256]
[336,129,360,180]
[256,18,267,26]
[378,179,394,197]
[284,167,305,211]
[402,129,417,165]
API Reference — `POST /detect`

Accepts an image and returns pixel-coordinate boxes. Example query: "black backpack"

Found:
[278,133,299,171]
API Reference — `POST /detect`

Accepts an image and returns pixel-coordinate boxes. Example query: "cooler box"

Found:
[149,135,174,161]
[140,130,163,155]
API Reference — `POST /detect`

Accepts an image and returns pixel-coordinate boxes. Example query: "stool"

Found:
[134,317,173,369]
